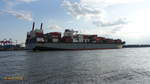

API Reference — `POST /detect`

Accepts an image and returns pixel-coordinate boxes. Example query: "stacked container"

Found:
[49,32,61,43]
[34,29,44,43]
[83,35,90,43]
[89,35,97,43]
[62,37,73,43]
[76,34,84,43]
[95,37,105,43]
[105,39,115,44]
[73,35,78,43]
[115,39,122,44]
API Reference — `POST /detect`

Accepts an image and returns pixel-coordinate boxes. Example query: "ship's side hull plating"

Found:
[26,43,123,50]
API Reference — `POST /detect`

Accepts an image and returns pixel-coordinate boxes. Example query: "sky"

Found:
[0,0,150,44]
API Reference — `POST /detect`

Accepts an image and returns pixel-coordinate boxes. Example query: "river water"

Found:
[0,48,150,84]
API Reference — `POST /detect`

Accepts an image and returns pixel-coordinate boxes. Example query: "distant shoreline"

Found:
[123,45,150,48]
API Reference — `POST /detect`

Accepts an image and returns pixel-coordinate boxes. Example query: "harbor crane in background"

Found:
[0,38,20,46]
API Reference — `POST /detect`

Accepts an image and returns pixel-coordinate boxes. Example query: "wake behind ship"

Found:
[25,22,125,50]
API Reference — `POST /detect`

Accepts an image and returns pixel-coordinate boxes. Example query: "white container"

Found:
[36,38,44,42]
[84,39,90,43]
[73,38,78,43]
[52,38,59,43]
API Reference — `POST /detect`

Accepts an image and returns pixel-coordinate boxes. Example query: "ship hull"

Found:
[26,43,123,50]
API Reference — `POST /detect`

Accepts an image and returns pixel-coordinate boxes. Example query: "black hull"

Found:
[26,43,123,51]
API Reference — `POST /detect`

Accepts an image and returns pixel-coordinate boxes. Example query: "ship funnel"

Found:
[32,22,35,31]
[40,23,43,30]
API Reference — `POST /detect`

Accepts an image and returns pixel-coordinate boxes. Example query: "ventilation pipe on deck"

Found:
[32,22,35,31]
[40,23,43,30]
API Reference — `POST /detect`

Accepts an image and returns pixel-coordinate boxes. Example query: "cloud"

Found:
[17,0,38,3]
[49,25,63,30]
[5,10,33,21]
[93,18,128,27]
[0,11,3,15]
[63,0,101,20]
[2,0,38,3]
[81,0,144,7]
[62,0,141,27]
[0,0,38,21]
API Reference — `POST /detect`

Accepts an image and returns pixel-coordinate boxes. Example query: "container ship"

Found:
[25,22,125,50]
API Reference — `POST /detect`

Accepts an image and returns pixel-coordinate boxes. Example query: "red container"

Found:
[90,35,97,40]
[62,37,73,43]
[49,32,61,35]
[98,37,105,40]
[49,32,61,38]
[83,35,89,39]
[36,32,44,37]
[104,39,114,44]
[91,35,97,37]
[115,39,122,43]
